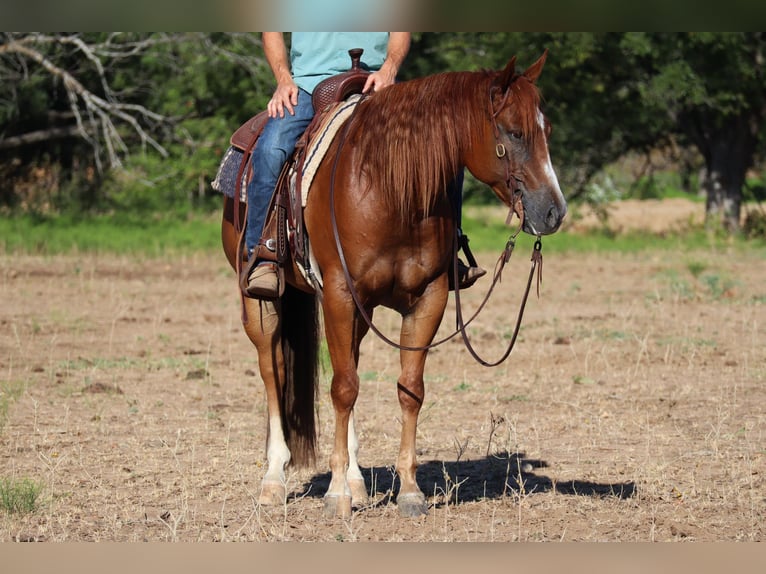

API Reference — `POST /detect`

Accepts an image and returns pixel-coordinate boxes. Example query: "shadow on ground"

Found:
[296,451,636,508]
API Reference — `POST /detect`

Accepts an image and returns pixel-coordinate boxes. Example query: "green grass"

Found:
[2,203,765,257]
[460,207,766,255]
[0,211,221,255]
[0,477,43,515]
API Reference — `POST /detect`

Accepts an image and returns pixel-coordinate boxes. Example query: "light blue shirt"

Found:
[290,32,390,94]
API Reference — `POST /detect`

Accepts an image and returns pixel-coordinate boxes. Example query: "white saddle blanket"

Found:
[297,93,362,206]
[291,94,363,290]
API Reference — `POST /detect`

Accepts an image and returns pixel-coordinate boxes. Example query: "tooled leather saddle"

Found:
[224,48,370,294]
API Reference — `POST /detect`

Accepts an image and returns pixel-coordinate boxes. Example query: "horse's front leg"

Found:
[395,285,449,517]
[347,409,369,506]
[320,293,369,518]
[324,365,358,518]
[242,297,291,505]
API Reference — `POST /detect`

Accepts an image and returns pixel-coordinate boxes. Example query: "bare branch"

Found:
[1,33,170,172]
[0,126,82,149]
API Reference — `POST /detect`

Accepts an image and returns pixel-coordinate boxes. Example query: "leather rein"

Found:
[326,87,544,366]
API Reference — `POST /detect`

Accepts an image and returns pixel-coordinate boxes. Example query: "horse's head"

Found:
[472,51,567,236]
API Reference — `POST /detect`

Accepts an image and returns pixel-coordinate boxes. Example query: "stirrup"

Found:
[458,232,480,268]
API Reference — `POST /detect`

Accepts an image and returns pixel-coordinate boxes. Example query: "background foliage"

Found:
[1,32,764,234]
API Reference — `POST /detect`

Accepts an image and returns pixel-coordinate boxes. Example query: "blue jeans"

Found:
[244,88,315,254]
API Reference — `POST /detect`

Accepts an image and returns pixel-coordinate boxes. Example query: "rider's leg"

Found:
[242,89,314,298]
[447,169,486,289]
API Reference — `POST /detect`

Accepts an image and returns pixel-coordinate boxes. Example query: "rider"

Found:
[241,32,486,298]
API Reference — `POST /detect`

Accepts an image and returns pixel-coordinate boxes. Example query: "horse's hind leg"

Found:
[241,297,290,505]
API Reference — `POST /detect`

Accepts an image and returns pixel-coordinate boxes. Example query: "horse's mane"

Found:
[348,68,542,218]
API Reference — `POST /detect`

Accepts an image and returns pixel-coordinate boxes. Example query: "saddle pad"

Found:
[210,145,246,202]
[299,93,362,206]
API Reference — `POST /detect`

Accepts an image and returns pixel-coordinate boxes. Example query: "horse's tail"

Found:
[280,284,320,468]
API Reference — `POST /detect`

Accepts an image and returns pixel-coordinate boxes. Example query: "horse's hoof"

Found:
[323,494,352,518]
[349,479,369,507]
[258,480,286,506]
[397,492,428,517]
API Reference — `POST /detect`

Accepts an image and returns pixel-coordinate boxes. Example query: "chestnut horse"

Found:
[221,52,566,517]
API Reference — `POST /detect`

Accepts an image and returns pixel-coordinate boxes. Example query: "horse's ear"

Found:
[523,49,548,84]
[498,55,517,90]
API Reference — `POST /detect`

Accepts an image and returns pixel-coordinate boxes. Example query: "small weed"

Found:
[486,413,506,456]
[573,375,596,385]
[655,266,739,302]
[670,277,694,300]
[700,273,737,299]
[500,394,529,403]
[596,329,630,341]
[657,336,718,351]
[0,477,43,515]
[686,261,707,278]
[0,380,26,432]
[453,382,471,391]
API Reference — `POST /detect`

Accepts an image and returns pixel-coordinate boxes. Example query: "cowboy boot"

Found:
[241,257,279,299]
[240,238,279,298]
[450,232,486,290]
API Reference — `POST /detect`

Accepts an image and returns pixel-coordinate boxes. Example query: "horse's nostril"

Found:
[546,205,560,228]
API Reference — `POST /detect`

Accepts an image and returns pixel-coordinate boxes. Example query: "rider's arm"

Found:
[363,32,411,93]
[262,32,299,117]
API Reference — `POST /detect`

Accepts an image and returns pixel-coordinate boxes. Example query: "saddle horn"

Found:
[311,48,370,112]
[348,48,363,70]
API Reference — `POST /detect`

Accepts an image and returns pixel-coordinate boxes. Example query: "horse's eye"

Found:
[510,130,523,140]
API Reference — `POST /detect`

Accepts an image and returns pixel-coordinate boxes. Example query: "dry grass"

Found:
[0,225,764,541]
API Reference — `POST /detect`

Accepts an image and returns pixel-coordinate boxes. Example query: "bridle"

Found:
[326,83,544,365]
[489,83,527,225]
[448,83,544,367]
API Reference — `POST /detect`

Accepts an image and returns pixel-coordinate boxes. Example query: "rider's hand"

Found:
[362,67,396,94]
[268,80,300,118]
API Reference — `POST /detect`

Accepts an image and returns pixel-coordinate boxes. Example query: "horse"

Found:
[220,51,567,518]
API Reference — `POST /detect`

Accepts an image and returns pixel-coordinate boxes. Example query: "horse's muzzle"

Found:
[522,192,567,236]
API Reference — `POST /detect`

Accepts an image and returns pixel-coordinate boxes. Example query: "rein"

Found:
[327,88,544,363]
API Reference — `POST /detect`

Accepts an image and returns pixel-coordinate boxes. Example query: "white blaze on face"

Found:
[538,109,565,203]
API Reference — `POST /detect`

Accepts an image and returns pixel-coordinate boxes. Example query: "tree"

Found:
[412,33,766,233]
[1,33,170,171]
[640,32,766,232]
[0,32,271,212]
[406,33,674,204]
[3,32,763,234]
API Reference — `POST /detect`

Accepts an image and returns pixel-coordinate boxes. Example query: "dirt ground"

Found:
[1,199,764,541]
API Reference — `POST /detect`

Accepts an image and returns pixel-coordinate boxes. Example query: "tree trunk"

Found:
[703,148,744,233]
[691,112,758,233]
